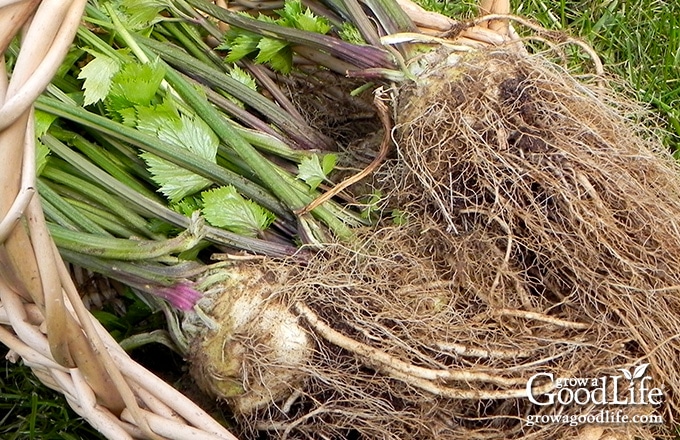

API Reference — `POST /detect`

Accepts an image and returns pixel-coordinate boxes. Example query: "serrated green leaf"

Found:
[134,99,180,133]
[278,0,329,33]
[266,47,293,74]
[171,195,203,216]
[135,100,182,137]
[202,186,275,237]
[296,11,331,33]
[280,0,303,22]
[107,60,165,113]
[225,66,257,108]
[160,114,218,161]
[119,107,139,127]
[391,209,408,225]
[223,31,260,62]
[137,101,219,202]
[229,65,257,91]
[121,0,168,29]
[255,37,289,64]
[254,37,293,73]
[141,153,212,203]
[297,154,327,190]
[78,53,120,106]
[338,22,366,45]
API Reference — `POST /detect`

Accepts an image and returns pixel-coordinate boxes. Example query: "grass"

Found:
[521,0,680,148]
[0,346,106,440]
[418,0,680,148]
[0,0,678,438]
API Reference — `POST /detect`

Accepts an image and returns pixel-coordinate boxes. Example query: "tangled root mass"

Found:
[193,49,680,440]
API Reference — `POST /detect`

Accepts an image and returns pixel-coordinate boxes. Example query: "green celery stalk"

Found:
[48,223,203,261]
[43,132,299,257]
[50,127,161,202]
[66,199,142,238]
[41,165,159,239]
[37,180,112,236]
[36,97,292,221]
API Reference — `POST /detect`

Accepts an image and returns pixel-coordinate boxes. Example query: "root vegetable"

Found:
[184,265,312,416]
[184,46,680,439]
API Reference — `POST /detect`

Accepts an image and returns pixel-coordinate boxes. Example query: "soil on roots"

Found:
[212,225,662,440]
[390,48,680,434]
[190,49,680,440]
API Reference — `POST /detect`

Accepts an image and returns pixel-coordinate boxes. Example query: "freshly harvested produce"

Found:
[175,4,680,440]
[28,0,680,439]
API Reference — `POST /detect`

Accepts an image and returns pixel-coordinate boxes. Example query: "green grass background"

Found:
[1,0,678,438]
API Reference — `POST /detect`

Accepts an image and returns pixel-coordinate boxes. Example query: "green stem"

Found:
[274,168,369,227]
[36,97,291,220]
[162,21,220,67]
[186,0,396,70]
[41,163,159,239]
[37,180,112,236]
[362,0,417,35]
[88,132,155,180]
[67,199,141,238]
[59,248,176,287]
[76,24,128,63]
[50,126,161,202]
[335,0,382,45]
[138,36,325,150]
[48,222,203,261]
[234,126,312,163]
[197,77,306,150]
[40,196,80,231]
[161,62,353,239]
[43,131,299,257]
[119,330,180,353]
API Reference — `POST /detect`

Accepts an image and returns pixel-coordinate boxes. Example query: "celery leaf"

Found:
[339,22,366,45]
[279,0,330,33]
[223,31,260,62]
[229,65,257,91]
[78,53,120,106]
[298,154,336,190]
[138,103,219,202]
[225,65,257,108]
[255,37,291,73]
[295,9,331,33]
[121,0,168,29]
[107,60,165,116]
[171,195,203,216]
[321,153,337,175]
[219,1,326,73]
[202,186,275,236]
[141,153,212,203]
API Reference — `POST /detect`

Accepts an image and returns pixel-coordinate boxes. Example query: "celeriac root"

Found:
[184,5,679,440]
